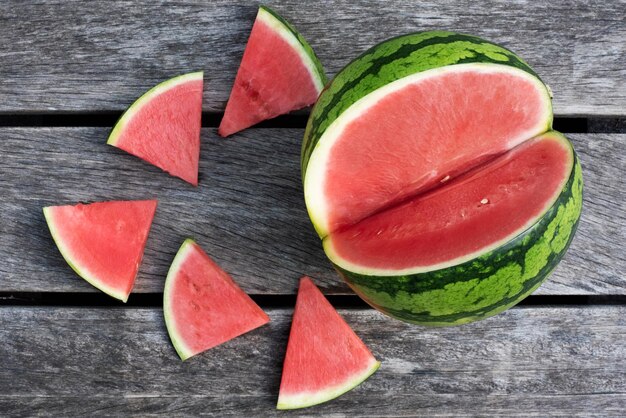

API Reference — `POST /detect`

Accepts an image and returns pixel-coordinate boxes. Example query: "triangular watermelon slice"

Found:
[43,200,158,302]
[107,72,203,185]
[218,6,326,137]
[277,277,380,409]
[163,239,270,361]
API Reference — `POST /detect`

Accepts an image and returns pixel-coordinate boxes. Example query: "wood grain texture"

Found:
[0,0,624,115]
[0,306,624,416]
[0,127,623,295]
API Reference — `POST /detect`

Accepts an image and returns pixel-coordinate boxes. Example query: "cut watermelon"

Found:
[302,32,583,325]
[107,72,203,185]
[277,277,380,409]
[163,239,269,361]
[43,200,157,302]
[218,6,326,137]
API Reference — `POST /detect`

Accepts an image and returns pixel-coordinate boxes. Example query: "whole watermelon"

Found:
[302,31,583,325]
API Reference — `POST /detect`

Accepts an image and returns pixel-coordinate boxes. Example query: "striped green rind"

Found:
[332,134,583,326]
[258,5,327,89]
[301,31,543,174]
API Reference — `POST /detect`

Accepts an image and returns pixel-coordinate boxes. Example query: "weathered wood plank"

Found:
[0,0,624,115]
[0,306,624,416]
[0,128,624,295]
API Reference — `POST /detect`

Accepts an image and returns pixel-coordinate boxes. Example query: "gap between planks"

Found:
[0,292,624,309]
[0,113,625,133]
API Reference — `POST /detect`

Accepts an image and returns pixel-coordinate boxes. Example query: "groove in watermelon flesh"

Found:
[325,132,573,274]
[336,143,582,325]
[277,277,380,410]
[107,72,203,185]
[218,6,326,137]
[304,64,552,237]
[43,200,158,302]
[163,239,269,361]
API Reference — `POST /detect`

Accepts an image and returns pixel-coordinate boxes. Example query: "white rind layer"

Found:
[163,238,197,361]
[277,357,380,410]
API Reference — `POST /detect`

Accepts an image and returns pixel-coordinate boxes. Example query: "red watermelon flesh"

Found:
[277,277,380,409]
[325,133,572,272]
[43,200,157,302]
[163,239,269,361]
[305,66,552,236]
[218,7,325,137]
[108,72,203,185]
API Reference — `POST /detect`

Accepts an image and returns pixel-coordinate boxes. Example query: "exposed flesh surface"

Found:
[305,65,552,237]
[325,133,573,274]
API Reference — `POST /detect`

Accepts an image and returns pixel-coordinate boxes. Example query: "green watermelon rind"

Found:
[301,31,546,174]
[43,206,131,302]
[329,132,583,326]
[107,72,204,147]
[277,358,381,410]
[258,5,327,92]
[163,238,198,361]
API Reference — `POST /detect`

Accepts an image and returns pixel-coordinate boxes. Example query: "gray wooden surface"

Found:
[1,128,624,295]
[1,306,624,417]
[0,0,624,115]
[1,0,625,416]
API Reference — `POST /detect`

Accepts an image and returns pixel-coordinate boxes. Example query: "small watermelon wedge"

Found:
[43,200,157,302]
[218,6,326,137]
[163,239,270,361]
[107,72,203,185]
[277,277,380,410]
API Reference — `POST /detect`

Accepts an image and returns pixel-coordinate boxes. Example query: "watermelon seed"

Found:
[480,198,489,205]
[440,175,450,183]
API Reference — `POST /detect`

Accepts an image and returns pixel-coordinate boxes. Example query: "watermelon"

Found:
[218,6,326,137]
[107,72,203,185]
[163,239,270,360]
[302,32,583,325]
[277,277,380,409]
[43,200,157,302]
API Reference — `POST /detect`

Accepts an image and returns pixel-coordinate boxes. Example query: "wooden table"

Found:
[1,1,624,416]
